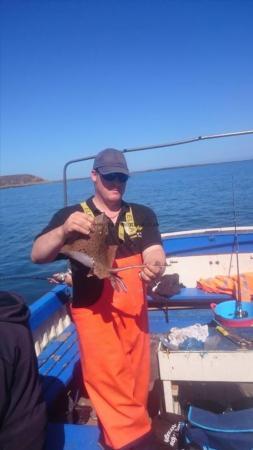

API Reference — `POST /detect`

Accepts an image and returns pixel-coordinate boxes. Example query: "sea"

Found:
[1,160,253,305]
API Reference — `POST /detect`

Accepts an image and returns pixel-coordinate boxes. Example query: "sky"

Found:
[1,0,253,181]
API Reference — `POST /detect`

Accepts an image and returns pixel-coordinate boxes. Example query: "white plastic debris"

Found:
[167,323,209,347]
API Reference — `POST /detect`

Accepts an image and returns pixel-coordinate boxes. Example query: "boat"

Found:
[29,130,253,449]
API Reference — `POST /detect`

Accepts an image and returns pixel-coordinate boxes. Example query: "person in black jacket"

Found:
[0,291,47,450]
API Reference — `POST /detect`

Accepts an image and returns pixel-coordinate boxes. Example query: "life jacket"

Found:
[197,272,253,301]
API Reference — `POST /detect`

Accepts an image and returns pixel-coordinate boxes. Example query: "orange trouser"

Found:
[71,254,151,449]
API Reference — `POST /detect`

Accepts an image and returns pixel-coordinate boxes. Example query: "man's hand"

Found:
[140,262,163,283]
[140,244,166,283]
[48,270,73,286]
[62,212,95,238]
[31,212,95,264]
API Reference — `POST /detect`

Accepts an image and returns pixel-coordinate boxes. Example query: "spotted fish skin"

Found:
[61,213,118,279]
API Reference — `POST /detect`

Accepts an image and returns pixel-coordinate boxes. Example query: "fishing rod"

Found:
[232,177,248,319]
[0,270,72,283]
[63,129,253,206]
[0,264,169,284]
[0,275,52,281]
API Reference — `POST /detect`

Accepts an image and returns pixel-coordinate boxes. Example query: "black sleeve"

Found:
[130,203,162,251]
[36,204,83,238]
[35,204,83,261]
[141,206,162,251]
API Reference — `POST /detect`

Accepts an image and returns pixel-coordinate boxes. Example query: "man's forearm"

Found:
[31,226,65,263]
[144,245,166,270]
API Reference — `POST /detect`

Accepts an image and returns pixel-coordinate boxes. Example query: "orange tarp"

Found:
[197,272,253,301]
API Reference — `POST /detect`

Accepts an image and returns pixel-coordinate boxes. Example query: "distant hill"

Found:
[0,174,46,188]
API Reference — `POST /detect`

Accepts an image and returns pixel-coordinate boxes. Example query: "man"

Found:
[0,291,47,450]
[31,148,166,450]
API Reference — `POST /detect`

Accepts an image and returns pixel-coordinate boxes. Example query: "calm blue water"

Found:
[1,160,253,304]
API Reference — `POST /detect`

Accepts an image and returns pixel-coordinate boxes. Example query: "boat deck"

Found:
[46,423,99,450]
[30,285,253,449]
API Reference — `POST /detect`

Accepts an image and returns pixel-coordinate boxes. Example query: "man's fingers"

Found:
[140,263,162,282]
[63,212,95,237]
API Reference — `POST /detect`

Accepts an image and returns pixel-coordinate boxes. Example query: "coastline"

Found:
[1,157,253,189]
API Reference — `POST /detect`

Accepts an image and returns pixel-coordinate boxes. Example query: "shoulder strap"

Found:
[124,207,137,236]
[119,206,138,240]
[80,201,94,217]
[80,202,137,241]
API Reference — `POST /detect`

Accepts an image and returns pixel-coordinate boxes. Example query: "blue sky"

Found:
[1,0,253,180]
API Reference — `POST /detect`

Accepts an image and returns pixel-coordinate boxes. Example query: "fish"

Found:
[61,213,126,291]
[61,212,168,292]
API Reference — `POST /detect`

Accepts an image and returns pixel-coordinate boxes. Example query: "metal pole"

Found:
[232,177,248,318]
[63,155,96,206]
[63,129,253,206]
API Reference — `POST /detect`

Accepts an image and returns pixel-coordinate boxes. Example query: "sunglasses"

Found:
[98,171,129,183]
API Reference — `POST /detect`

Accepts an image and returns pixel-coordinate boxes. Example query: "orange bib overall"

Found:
[71,253,151,449]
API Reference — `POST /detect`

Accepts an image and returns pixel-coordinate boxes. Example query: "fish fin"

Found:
[62,250,94,269]
[109,274,127,293]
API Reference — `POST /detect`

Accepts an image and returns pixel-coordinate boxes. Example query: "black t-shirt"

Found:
[38,197,162,307]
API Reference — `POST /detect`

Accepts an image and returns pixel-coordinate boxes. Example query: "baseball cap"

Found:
[93,148,129,176]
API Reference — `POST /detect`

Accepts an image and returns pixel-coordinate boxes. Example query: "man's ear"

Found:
[91,170,97,182]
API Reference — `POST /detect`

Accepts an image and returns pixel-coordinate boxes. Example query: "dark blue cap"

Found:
[93,148,129,175]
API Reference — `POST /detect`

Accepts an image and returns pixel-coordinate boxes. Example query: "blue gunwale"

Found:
[162,232,253,256]
[29,284,71,331]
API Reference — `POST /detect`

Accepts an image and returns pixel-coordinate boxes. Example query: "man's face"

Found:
[91,170,128,203]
